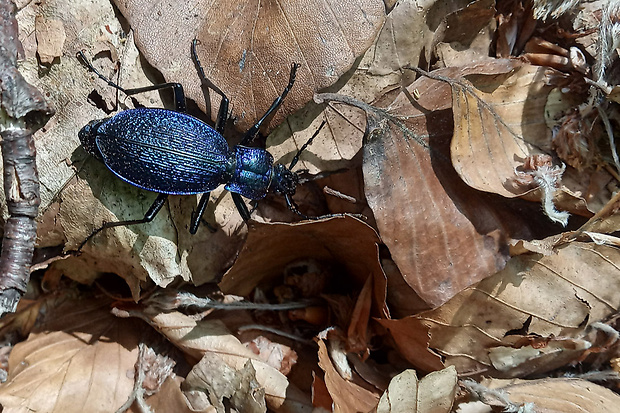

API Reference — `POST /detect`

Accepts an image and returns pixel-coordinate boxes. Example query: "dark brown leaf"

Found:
[114,0,386,133]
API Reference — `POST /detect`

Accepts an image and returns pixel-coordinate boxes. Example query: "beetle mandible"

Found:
[77,40,338,247]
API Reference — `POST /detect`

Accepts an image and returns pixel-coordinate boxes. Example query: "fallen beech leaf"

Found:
[434,0,497,67]
[35,15,65,64]
[317,339,380,413]
[114,0,386,133]
[449,64,550,198]
[385,241,620,377]
[142,309,311,412]
[375,317,444,374]
[246,336,298,375]
[376,366,457,413]
[311,372,332,411]
[471,377,620,413]
[0,298,145,413]
[267,0,497,176]
[219,216,388,318]
[347,275,373,355]
[319,62,546,307]
[183,354,266,413]
[140,376,195,413]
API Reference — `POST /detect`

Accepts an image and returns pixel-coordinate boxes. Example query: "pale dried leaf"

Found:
[376,366,457,413]
[144,310,312,412]
[317,339,380,413]
[0,298,144,413]
[478,377,620,412]
[450,64,550,198]
[392,242,620,376]
[245,336,298,375]
[183,354,266,413]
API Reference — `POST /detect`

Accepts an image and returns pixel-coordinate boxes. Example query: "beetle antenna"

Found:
[284,194,311,219]
[288,120,326,170]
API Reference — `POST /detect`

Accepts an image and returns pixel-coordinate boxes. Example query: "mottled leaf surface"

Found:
[383,242,620,377]
[0,298,143,413]
[114,0,386,133]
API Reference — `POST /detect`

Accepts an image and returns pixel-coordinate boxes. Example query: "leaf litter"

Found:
[3,0,620,412]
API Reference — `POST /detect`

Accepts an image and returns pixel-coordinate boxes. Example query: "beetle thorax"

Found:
[270,164,298,196]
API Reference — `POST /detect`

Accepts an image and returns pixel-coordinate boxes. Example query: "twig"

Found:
[0,1,53,315]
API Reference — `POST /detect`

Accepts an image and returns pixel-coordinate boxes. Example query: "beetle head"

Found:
[78,119,106,160]
[270,164,298,196]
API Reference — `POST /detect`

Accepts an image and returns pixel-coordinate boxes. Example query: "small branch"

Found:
[0,1,54,315]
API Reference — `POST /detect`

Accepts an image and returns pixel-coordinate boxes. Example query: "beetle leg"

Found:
[231,193,252,221]
[77,51,187,112]
[76,193,168,251]
[191,39,230,134]
[240,63,300,146]
[190,192,213,234]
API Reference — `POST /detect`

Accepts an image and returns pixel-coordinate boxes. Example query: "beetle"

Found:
[76,40,339,247]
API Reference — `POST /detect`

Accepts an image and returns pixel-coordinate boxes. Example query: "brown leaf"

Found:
[375,318,444,373]
[318,63,537,307]
[393,241,620,377]
[219,216,388,318]
[143,310,312,412]
[0,298,145,413]
[114,0,386,133]
[266,0,497,176]
[347,275,373,355]
[183,354,266,413]
[450,64,551,198]
[470,377,620,412]
[139,376,196,413]
[317,339,380,413]
[448,63,602,219]
[376,367,457,413]
[35,15,66,64]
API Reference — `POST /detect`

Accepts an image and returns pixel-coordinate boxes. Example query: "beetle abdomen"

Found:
[95,108,231,195]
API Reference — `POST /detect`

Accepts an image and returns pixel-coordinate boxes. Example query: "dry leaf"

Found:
[138,376,196,413]
[469,377,620,413]
[266,0,497,176]
[376,366,457,413]
[245,336,298,375]
[219,216,388,318]
[383,242,620,377]
[142,309,312,412]
[34,15,65,64]
[183,354,266,413]
[317,339,380,413]
[0,298,145,413]
[114,0,385,133]
[318,66,534,307]
[450,64,551,198]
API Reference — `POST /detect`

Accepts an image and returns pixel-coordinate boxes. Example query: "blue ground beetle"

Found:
[77,40,339,246]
